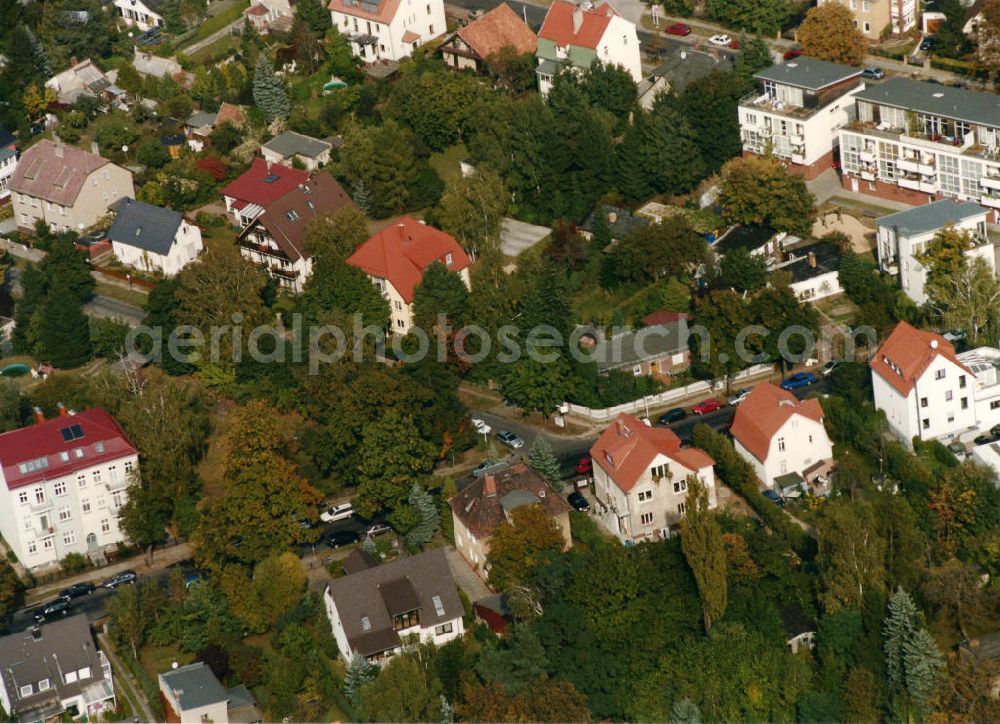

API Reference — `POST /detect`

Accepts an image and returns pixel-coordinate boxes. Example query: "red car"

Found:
[576,456,593,475]
[783,48,802,61]
[692,398,723,415]
[728,38,741,49]
[665,22,692,36]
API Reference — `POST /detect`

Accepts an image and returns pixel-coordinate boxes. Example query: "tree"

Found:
[903,628,945,717]
[486,504,565,590]
[798,4,867,65]
[300,205,369,259]
[975,0,1000,85]
[883,587,919,691]
[816,501,886,612]
[436,169,507,257]
[355,409,438,517]
[108,583,149,659]
[210,121,243,154]
[412,261,469,331]
[338,121,424,218]
[669,698,703,724]
[37,294,92,367]
[925,256,1000,345]
[299,255,390,327]
[119,474,171,565]
[617,102,705,201]
[842,668,879,723]
[527,436,562,489]
[344,654,378,706]
[358,655,438,722]
[680,477,728,631]
[733,36,773,81]
[486,47,536,94]
[252,55,290,121]
[719,155,816,237]
[719,247,767,292]
[601,219,708,288]
[477,624,550,694]
[295,0,331,32]
[3,25,51,88]
[405,483,439,547]
[501,355,574,419]
[679,70,749,173]
[458,680,592,722]
[136,137,170,168]
[704,0,793,35]
[22,83,55,120]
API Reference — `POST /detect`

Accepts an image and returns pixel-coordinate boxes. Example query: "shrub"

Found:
[61,552,90,574]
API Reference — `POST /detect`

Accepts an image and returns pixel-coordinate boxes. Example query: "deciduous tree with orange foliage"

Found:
[797,3,868,65]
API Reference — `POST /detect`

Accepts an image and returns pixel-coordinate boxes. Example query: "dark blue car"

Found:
[762,489,785,508]
[780,372,817,391]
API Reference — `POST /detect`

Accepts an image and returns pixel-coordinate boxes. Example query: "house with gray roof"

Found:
[576,313,691,378]
[580,204,649,246]
[322,548,464,664]
[738,57,865,179]
[261,131,333,171]
[0,614,115,721]
[158,661,261,724]
[107,198,203,276]
[876,199,993,304]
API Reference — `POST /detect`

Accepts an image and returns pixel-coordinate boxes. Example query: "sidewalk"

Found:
[24,542,193,607]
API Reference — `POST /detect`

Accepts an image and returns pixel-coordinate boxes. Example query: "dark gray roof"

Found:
[107,198,183,256]
[854,76,1000,128]
[186,110,217,129]
[0,614,109,718]
[536,58,560,76]
[225,684,262,724]
[581,204,650,242]
[262,130,332,160]
[582,319,690,372]
[342,548,380,575]
[647,47,722,93]
[876,199,987,236]
[0,124,15,148]
[754,57,862,91]
[158,662,227,711]
[772,240,842,284]
[500,488,539,512]
[778,603,816,638]
[326,548,463,657]
[0,148,15,162]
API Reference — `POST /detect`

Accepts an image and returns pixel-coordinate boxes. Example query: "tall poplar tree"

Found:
[680,477,728,631]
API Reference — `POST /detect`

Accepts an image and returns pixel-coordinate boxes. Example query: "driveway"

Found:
[83,296,146,326]
[500,218,551,257]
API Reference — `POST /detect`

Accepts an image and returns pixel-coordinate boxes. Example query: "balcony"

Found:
[981,195,1000,209]
[860,169,877,181]
[981,175,1000,191]
[29,498,52,513]
[791,152,806,164]
[104,476,128,492]
[897,157,934,175]
[860,150,877,163]
[789,133,805,146]
[739,91,816,120]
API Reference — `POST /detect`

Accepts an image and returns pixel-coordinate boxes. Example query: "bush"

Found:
[929,55,983,77]
[61,552,90,574]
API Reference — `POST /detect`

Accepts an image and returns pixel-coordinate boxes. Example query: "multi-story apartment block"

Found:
[875,199,994,304]
[840,78,1000,216]
[739,58,865,180]
[10,140,135,233]
[0,408,138,570]
[535,0,641,96]
[328,0,446,62]
[590,413,716,543]
[818,0,916,39]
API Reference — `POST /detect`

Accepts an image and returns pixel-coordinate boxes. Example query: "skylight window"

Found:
[60,424,84,442]
[286,210,299,221]
[94,442,105,453]
[361,616,371,631]
[263,174,280,184]
[18,457,50,474]
[432,595,445,617]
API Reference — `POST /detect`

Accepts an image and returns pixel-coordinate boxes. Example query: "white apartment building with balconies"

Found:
[738,57,865,180]
[839,78,1000,216]
[0,408,137,570]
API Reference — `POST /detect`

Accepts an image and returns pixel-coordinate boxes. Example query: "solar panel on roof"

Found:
[60,424,84,442]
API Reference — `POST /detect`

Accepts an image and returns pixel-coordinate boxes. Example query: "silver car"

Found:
[496,431,524,449]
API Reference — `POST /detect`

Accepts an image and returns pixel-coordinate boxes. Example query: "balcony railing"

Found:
[739,91,815,120]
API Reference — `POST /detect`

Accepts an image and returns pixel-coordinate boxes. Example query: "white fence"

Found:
[565,363,775,423]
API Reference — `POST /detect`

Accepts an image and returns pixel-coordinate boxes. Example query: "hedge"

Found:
[929,55,984,78]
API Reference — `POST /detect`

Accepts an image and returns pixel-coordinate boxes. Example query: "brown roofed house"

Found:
[439,3,537,73]
[10,140,135,233]
[448,463,571,579]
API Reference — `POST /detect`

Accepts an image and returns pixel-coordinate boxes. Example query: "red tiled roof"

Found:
[222,158,309,209]
[730,383,825,463]
[538,0,617,49]
[245,4,268,15]
[869,320,971,396]
[641,309,688,326]
[239,172,354,262]
[11,140,110,207]
[455,3,537,59]
[346,217,471,303]
[0,409,136,490]
[590,413,713,493]
[328,0,402,25]
[215,102,246,127]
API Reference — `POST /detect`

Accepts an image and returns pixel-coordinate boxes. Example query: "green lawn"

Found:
[188,35,237,65]
[94,281,149,308]
[429,143,468,188]
[139,643,194,682]
[200,223,239,255]
[177,0,250,50]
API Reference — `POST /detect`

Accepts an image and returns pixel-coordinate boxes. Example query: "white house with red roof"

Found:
[0,408,138,570]
[871,321,981,446]
[535,0,641,96]
[590,413,715,543]
[329,0,445,62]
[730,382,833,490]
[346,217,472,333]
[221,158,310,228]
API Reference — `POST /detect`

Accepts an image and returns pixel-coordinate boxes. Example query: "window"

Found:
[650,464,668,479]
[426,2,429,10]
[95,442,105,453]
[59,506,71,522]
[38,678,50,692]
[808,435,813,444]
[42,537,53,550]
[640,512,654,526]
[82,498,91,513]
[19,684,32,698]
[677,502,687,515]
[124,461,134,474]
[935,369,946,380]
[92,470,102,484]
[79,667,90,680]
[445,252,453,266]
[960,375,967,388]
[778,437,786,452]
[285,210,299,221]
[638,490,653,502]
[65,671,78,684]
[962,397,969,410]
[948,413,955,423]
[920,397,928,408]
[34,488,45,504]
[63,530,75,545]
[18,491,28,504]
[923,418,930,430]
[780,460,788,474]
[396,319,405,329]
[101,519,110,533]
[27,540,37,555]
[944,390,954,402]
[434,622,453,635]
[54,481,66,496]
[673,479,687,494]
[112,491,124,509]
[394,609,420,630]
[632,364,643,376]
[993,400,1000,410]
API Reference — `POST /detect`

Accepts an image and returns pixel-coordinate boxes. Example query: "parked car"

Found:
[762,489,785,508]
[919,36,936,51]
[780,372,817,390]
[184,573,204,590]
[991,423,1000,438]
[567,491,591,512]
[320,503,354,523]
[472,459,506,477]
[861,66,885,80]
[366,521,393,537]
[665,22,691,35]
[822,360,841,377]
[32,599,73,623]
[471,417,492,435]
[496,430,524,449]
[727,388,752,406]
[326,530,361,548]
[692,398,723,415]
[783,47,802,60]
[948,441,967,458]
[708,33,732,46]
[576,455,592,475]
[975,433,998,446]
[659,407,687,424]
[59,582,95,600]
[103,570,137,589]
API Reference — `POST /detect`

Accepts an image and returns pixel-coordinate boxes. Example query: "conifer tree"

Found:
[883,588,919,691]
[680,477,728,631]
[38,293,92,368]
[527,436,562,490]
[903,628,945,716]
[405,483,439,548]
[252,55,290,121]
[344,653,378,706]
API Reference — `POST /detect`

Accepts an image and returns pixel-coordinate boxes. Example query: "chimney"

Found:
[54,142,64,159]
[70,56,78,67]
[90,141,99,156]
[607,211,617,224]
[398,223,407,244]
[572,4,583,33]
[931,339,939,350]
[807,251,817,268]
[484,475,497,497]
[57,402,67,417]
[33,407,45,424]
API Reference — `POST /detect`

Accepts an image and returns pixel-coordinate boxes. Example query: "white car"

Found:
[471,417,492,435]
[727,388,752,406]
[320,503,354,523]
[709,34,732,46]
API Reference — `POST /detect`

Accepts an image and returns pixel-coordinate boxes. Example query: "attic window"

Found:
[95,442,106,453]
[60,424,84,442]
[432,594,445,617]
[60,452,70,462]
[306,201,315,211]
[445,252,453,266]
[18,457,50,474]
[135,227,143,237]
[302,185,312,194]
[361,616,371,631]
[263,174,280,184]
[74,448,84,459]
[604,452,614,468]
[286,210,299,221]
